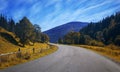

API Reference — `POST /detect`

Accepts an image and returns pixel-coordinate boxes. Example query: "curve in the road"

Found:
[0,44,120,72]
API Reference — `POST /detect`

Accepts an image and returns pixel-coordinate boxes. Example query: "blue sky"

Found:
[0,0,120,31]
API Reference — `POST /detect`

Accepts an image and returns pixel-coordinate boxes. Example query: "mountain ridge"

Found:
[44,21,88,43]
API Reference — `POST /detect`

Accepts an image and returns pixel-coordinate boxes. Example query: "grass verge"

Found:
[0,43,58,69]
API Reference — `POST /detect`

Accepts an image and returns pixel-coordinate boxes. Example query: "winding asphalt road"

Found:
[0,44,120,72]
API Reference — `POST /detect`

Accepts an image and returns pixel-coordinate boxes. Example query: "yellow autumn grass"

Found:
[0,27,58,69]
[0,27,19,54]
[0,27,49,54]
[0,43,58,69]
[74,45,120,62]
[0,36,48,54]
[0,36,19,54]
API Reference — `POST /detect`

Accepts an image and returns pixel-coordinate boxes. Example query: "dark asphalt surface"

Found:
[0,44,120,72]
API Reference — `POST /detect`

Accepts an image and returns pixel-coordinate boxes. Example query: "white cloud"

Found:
[13,8,26,22]
[74,0,112,15]
[29,2,42,17]
[41,0,119,31]
[78,7,119,22]
[2,0,120,31]
[18,0,38,4]
[44,0,61,7]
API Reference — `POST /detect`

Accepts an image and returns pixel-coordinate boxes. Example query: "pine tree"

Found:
[0,14,8,30]
[8,18,15,32]
[15,17,35,46]
[41,33,49,43]
[33,24,41,42]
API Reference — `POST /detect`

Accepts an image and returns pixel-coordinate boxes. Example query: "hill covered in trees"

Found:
[44,22,88,43]
[0,14,49,47]
[58,12,120,46]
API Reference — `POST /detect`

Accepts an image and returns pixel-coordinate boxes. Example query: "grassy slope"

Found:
[0,27,19,54]
[0,27,58,69]
[0,27,49,54]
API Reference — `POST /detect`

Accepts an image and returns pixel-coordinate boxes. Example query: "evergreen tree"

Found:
[33,24,41,42]
[41,33,49,43]
[8,18,15,32]
[62,32,80,44]
[58,38,63,44]
[80,12,120,46]
[0,14,50,46]
[15,17,35,46]
[0,14,8,30]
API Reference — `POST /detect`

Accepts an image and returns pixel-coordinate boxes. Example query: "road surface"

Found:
[0,44,120,72]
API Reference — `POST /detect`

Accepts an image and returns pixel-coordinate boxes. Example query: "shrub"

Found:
[114,35,120,46]
[106,44,120,50]
[89,40,104,47]
[23,52,31,60]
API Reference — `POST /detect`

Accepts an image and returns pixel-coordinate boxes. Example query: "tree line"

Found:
[0,14,49,46]
[58,12,120,46]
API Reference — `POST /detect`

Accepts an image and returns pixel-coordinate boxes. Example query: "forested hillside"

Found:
[80,12,120,46]
[0,14,49,47]
[58,12,120,46]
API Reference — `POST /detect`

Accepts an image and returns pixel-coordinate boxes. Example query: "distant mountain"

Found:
[44,22,88,43]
